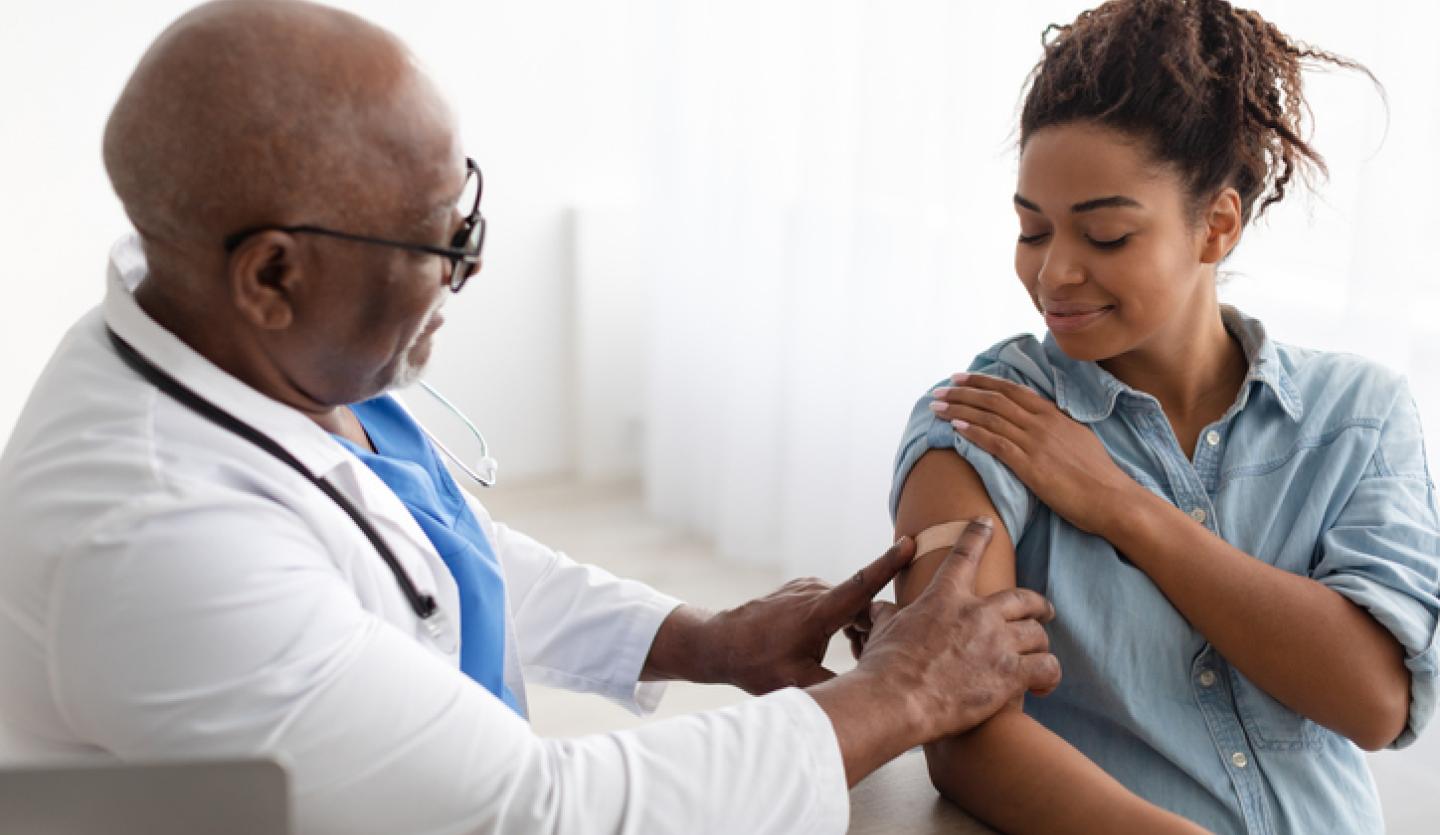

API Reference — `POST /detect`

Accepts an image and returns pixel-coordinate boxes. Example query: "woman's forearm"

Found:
[925,708,1206,834]
[1104,485,1411,750]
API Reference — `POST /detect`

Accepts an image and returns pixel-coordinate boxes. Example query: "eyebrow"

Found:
[1013,194,1145,213]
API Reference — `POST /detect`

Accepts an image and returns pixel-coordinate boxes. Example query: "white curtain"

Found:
[643,0,1074,578]
[640,0,1440,580]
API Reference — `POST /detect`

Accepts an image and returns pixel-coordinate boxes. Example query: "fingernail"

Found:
[928,401,947,413]
[951,418,970,430]
[950,372,969,384]
[970,516,993,531]
[930,387,952,399]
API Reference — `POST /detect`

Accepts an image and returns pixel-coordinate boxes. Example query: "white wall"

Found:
[0,0,655,481]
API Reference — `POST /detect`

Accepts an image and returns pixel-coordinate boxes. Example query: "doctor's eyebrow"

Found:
[1013,194,1145,214]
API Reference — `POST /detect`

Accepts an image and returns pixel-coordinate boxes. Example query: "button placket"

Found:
[1192,650,1273,833]
[1141,409,1218,532]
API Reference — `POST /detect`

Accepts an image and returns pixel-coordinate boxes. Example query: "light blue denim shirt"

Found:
[890,307,1440,835]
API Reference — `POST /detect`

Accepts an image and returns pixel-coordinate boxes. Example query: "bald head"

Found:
[104,0,459,268]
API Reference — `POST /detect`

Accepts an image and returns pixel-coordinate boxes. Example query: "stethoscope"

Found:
[415,380,498,488]
[106,327,495,632]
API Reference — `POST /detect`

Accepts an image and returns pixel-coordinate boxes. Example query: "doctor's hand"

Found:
[849,518,1059,725]
[806,518,1062,786]
[641,538,920,695]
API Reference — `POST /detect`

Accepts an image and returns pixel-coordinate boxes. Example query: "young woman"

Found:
[888,1,1439,833]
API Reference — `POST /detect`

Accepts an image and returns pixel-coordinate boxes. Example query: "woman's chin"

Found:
[1048,331,1122,363]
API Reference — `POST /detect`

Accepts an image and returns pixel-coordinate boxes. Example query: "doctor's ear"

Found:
[227,231,303,330]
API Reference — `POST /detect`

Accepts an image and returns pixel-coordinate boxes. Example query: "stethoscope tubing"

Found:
[106,327,443,624]
[415,380,497,488]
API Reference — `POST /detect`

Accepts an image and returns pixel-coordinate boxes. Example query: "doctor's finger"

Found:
[845,599,884,632]
[986,587,1056,625]
[866,601,899,633]
[818,537,916,628]
[1017,653,1062,695]
[843,624,868,659]
[1008,618,1051,655]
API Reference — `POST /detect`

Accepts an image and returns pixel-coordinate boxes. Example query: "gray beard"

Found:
[387,355,426,391]
[384,303,444,392]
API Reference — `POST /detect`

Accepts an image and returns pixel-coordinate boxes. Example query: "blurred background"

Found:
[2,0,1437,830]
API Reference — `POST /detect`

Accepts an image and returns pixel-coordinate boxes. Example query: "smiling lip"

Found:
[1043,305,1114,334]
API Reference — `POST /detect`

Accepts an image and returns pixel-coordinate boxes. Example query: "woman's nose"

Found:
[1036,240,1085,292]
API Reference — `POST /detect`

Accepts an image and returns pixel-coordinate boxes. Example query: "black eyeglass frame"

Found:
[221,157,486,293]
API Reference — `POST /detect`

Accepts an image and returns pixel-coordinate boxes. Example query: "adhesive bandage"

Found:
[913,519,976,557]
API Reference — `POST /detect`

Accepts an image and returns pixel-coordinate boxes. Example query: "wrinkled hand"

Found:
[701,539,919,695]
[854,518,1061,740]
[929,372,1134,536]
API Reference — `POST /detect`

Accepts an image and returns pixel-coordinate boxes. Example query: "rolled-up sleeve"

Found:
[1313,389,1440,748]
[889,372,1039,547]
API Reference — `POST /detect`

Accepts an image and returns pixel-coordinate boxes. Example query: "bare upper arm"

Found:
[894,449,1018,605]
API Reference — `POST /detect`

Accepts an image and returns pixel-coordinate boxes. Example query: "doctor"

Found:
[0,2,1060,833]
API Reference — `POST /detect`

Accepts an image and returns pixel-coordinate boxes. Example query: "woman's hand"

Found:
[929,373,1135,537]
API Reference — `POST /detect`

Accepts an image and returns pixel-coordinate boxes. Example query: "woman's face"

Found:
[1013,122,1219,363]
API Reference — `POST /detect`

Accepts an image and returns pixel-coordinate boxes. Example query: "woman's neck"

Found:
[1099,305,1249,428]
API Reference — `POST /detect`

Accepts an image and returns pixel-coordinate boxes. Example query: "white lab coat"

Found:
[0,237,850,834]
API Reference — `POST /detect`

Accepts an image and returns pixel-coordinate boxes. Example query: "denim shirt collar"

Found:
[1041,305,1304,424]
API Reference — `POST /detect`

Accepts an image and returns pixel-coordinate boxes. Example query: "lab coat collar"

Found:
[102,234,355,479]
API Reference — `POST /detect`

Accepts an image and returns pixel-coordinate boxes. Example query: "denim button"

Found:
[1198,670,1217,687]
[1231,752,1249,768]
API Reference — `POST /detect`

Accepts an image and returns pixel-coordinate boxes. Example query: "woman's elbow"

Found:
[1343,677,1411,752]
[923,740,957,793]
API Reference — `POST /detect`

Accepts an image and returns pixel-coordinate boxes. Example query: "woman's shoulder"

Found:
[972,331,1045,367]
[965,333,1062,397]
[1275,342,1412,420]
[897,333,1060,445]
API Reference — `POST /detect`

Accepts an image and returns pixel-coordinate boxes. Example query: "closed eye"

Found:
[1087,234,1130,250]
[1017,232,1050,245]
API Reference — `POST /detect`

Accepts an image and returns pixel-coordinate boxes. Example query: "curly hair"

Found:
[1019,0,1378,224]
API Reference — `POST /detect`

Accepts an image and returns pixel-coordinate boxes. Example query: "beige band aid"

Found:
[913,519,975,557]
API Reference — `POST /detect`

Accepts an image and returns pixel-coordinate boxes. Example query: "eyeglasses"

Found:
[221,157,487,293]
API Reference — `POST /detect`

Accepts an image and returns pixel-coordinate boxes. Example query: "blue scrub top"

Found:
[334,395,523,717]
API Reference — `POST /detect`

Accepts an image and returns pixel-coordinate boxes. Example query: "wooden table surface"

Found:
[847,750,995,834]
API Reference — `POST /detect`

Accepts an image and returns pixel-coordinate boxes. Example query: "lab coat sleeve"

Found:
[465,494,683,714]
[49,487,850,835]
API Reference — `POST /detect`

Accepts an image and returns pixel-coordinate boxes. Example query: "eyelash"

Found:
[1016,233,1130,250]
